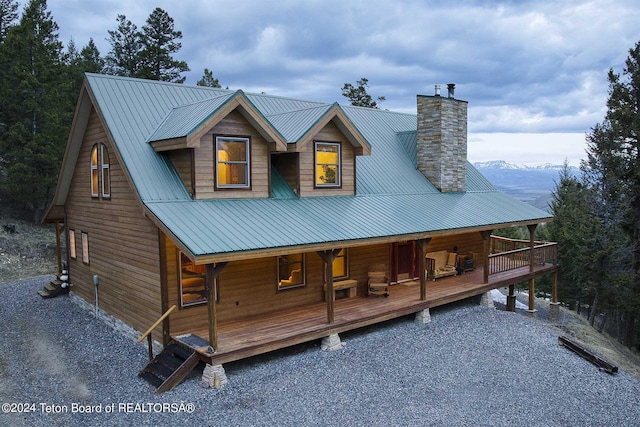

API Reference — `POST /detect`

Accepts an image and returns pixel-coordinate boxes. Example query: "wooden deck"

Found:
[172,264,557,365]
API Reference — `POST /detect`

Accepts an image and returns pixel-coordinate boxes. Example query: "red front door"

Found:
[393,242,419,282]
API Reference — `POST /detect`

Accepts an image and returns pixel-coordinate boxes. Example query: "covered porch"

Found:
[172,252,558,366]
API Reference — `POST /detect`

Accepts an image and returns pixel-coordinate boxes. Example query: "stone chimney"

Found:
[416,84,467,192]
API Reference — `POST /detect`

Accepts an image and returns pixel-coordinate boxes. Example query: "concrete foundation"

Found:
[201,363,228,389]
[321,333,346,351]
[480,291,495,309]
[549,302,560,321]
[415,308,431,324]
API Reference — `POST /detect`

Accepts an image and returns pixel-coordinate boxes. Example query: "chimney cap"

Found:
[447,83,455,98]
[434,85,441,96]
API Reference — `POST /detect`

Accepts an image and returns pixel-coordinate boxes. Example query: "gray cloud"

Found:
[19,0,640,162]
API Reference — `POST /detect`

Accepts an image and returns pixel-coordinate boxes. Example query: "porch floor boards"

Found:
[174,264,556,365]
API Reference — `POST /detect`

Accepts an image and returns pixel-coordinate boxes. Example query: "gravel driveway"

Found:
[1,276,639,427]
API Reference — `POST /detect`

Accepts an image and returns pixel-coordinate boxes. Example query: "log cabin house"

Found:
[44,74,558,391]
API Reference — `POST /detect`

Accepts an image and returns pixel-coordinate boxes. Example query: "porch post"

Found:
[416,238,431,301]
[527,224,537,272]
[527,278,536,314]
[206,262,227,352]
[481,230,492,284]
[551,270,558,303]
[317,249,341,324]
[506,284,516,312]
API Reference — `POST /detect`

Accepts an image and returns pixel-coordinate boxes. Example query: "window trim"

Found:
[69,229,76,260]
[81,232,89,265]
[101,143,111,198]
[90,145,99,197]
[314,141,342,188]
[215,136,251,189]
[277,253,306,290]
[90,143,111,199]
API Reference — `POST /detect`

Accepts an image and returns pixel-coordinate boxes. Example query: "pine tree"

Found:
[104,14,141,77]
[0,0,18,42]
[138,7,189,83]
[576,41,640,346]
[197,68,221,88]
[601,41,640,347]
[341,78,385,108]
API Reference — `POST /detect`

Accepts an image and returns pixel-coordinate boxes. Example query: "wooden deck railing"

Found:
[138,304,177,361]
[488,241,557,275]
[490,235,549,254]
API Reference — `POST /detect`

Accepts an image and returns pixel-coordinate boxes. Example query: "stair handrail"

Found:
[138,304,177,361]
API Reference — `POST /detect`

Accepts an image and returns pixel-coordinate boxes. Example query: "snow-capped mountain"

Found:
[473,160,568,172]
[473,160,577,211]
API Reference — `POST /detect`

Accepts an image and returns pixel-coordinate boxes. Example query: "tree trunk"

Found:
[589,292,599,327]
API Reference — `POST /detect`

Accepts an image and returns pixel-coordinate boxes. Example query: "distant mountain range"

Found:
[473,160,577,212]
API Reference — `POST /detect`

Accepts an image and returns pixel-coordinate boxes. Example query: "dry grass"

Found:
[0,205,59,285]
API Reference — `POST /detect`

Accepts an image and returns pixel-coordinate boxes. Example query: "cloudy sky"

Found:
[20,0,640,165]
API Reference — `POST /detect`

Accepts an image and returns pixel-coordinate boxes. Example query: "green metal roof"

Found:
[147,92,235,143]
[79,73,552,258]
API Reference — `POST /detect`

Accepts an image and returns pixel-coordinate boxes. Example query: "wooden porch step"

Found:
[38,279,69,299]
[138,341,201,393]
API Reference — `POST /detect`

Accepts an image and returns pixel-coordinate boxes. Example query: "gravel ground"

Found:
[1,276,639,427]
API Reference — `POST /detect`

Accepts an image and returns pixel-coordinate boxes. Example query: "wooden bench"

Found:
[324,279,358,300]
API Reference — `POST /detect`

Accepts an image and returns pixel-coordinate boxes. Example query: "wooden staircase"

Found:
[37,278,70,299]
[138,341,200,393]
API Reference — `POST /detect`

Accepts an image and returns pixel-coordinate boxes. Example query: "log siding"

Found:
[65,107,163,340]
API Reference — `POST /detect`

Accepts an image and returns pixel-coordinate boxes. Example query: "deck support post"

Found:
[549,270,560,320]
[415,308,431,323]
[317,249,342,324]
[527,224,537,273]
[206,262,227,353]
[201,363,228,389]
[480,230,493,284]
[527,277,537,315]
[506,285,516,312]
[480,291,495,309]
[321,333,346,351]
[416,238,431,301]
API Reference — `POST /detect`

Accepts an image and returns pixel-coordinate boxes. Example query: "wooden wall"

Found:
[65,107,163,340]
[165,149,193,196]
[426,232,485,258]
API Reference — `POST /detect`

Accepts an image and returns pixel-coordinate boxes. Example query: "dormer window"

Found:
[216,136,250,188]
[315,141,341,187]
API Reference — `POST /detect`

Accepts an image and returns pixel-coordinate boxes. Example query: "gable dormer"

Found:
[269,103,370,197]
[148,91,287,199]
[149,92,370,200]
